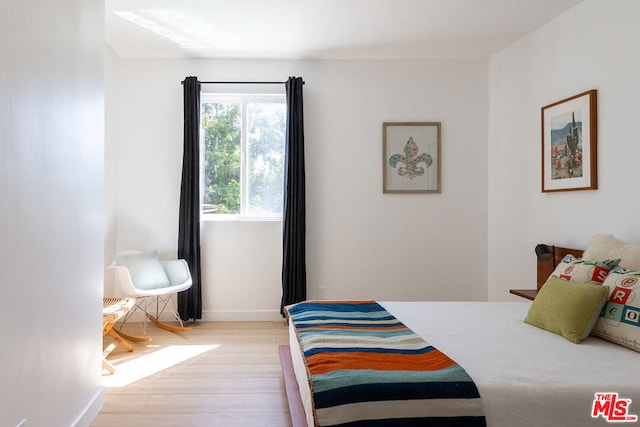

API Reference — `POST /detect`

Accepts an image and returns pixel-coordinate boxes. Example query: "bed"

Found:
[282,235,640,427]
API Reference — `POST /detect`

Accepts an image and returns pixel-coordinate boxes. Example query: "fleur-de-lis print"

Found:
[389,136,433,180]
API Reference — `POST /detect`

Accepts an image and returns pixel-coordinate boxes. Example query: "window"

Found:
[201,93,286,218]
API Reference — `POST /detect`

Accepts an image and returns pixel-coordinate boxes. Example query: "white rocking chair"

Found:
[110,250,193,333]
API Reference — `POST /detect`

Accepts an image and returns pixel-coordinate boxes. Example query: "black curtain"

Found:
[280,76,306,315]
[178,76,202,321]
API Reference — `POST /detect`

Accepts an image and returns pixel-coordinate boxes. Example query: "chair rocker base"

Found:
[146,313,193,333]
[119,294,193,335]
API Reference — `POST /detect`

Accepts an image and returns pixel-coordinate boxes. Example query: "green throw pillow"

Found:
[525,276,609,343]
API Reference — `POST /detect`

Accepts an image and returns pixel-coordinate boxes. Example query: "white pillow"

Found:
[583,234,640,270]
[114,250,171,290]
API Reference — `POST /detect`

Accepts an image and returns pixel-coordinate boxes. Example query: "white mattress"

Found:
[289,301,640,427]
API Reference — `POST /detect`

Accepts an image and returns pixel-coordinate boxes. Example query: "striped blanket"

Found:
[286,301,486,427]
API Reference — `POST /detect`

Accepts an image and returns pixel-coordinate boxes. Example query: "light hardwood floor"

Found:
[92,320,293,427]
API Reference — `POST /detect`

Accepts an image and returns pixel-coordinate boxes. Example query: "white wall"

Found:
[107,57,489,320]
[105,45,121,296]
[488,0,640,300]
[0,1,105,426]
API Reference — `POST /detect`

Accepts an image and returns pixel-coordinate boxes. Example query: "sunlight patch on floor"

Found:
[103,344,219,387]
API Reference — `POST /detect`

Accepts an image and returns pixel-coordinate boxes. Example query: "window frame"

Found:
[199,91,286,221]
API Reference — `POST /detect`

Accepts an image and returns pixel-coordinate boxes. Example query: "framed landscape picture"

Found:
[541,90,597,192]
[383,122,441,193]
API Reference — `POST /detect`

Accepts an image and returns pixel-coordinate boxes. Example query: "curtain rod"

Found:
[181,80,304,85]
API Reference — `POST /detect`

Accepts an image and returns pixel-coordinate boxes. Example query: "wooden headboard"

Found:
[536,245,584,289]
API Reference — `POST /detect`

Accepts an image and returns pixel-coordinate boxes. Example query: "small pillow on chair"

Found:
[114,250,171,290]
[525,276,609,343]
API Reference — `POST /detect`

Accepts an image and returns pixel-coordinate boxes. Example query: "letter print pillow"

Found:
[551,255,620,284]
[592,267,640,352]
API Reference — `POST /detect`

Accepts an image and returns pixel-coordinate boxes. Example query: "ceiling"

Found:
[105,0,583,60]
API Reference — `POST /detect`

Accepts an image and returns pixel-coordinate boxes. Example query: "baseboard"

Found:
[201,309,284,321]
[72,386,104,427]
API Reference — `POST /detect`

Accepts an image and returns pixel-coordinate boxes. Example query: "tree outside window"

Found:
[201,94,285,217]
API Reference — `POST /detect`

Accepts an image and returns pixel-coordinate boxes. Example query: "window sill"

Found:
[201,214,282,222]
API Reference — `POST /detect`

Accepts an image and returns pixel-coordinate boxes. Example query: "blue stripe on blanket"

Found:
[293,313,398,321]
[288,301,385,314]
[295,321,405,329]
[331,417,487,427]
[313,366,475,393]
[304,345,436,357]
[314,381,482,408]
[297,327,413,338]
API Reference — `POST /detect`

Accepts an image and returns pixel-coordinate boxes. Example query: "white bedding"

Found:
[289,301,640,427]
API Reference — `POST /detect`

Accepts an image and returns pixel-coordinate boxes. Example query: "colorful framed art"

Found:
[541,90,597,192]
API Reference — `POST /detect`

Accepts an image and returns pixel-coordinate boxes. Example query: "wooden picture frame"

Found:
[541,90,597,192]
[383,122,441,193]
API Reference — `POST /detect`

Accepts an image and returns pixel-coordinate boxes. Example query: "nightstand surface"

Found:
[509,289,538,301]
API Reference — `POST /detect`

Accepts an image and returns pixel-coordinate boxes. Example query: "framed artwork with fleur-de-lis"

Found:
[383,122,441,193]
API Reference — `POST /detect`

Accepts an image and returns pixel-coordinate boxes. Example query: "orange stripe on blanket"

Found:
[307,350,456,376]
